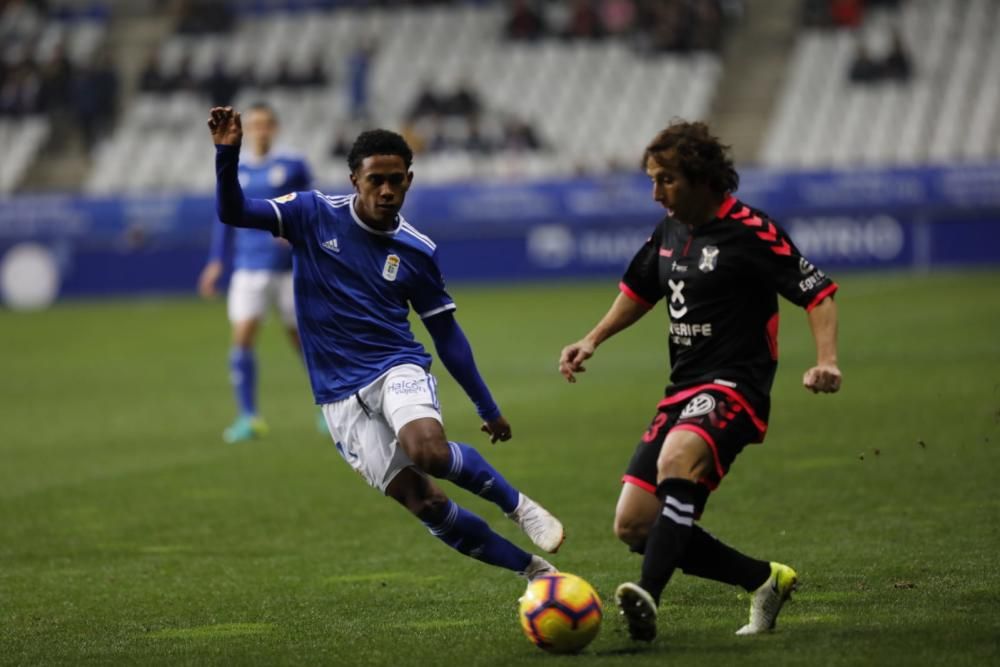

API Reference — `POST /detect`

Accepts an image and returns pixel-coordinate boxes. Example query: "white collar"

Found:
[350,195,400,236]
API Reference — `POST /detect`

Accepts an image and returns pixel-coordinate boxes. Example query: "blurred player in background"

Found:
[207,106,564,581]
[197,102,318,443]
[559,121,841,641]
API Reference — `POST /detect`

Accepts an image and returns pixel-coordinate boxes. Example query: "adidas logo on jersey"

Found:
[322,238,340,253]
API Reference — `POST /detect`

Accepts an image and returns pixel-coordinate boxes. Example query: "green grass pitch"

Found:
[1,271,998,665]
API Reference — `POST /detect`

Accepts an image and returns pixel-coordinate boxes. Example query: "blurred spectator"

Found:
[407,80,443,120]
[500,116,542,152]
[203,61,239,105]
[644,1,691,53]
[175,0,234,35]
[0,59,43,116]
[72,50,118,150]
[399,120,428,155]
[329,128,352,159]
[441,80,481,118]
[165,54,197,93]
[881,27,912,81]
[599,0,637,36]
[271,59,299,89]
[463,116,494,154]
[138,51,169,93]
[829,0,863,28]
[347,37,377,119]
[0,0,45,43]
[689,0,723,52]
[507,0,730,53]
[848,42,880,83]
[564,0,603,40]
[39,44,74,114]
[506,0,546,41]
[301,56,330,87]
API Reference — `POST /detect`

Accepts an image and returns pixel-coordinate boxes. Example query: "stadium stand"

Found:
[7,1,1000,195]
[0,0,110,193]
[761,0,1000,168]
[84,1,725,193]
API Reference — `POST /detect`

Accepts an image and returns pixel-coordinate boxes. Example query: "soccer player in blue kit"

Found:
[198,102,316,443]
[207,106,564,580]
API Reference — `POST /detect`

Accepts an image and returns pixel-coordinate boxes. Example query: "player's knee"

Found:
[410,488,449,519]
[656,445,709,482]
[400,429,450,476]
[613,514,649,549]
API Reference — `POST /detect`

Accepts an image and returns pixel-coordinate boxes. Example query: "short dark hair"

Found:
[347,129,413,173]
[643,120,738,195]
[247,101,277,123]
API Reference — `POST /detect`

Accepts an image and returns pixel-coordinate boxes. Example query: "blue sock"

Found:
[444,441,521,514]
[229,346,257,417]
[422,500,532,572]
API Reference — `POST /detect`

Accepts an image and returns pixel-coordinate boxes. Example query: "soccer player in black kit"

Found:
[559,121,841,641]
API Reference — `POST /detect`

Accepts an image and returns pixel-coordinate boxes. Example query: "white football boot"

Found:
[735,562,798,635]
[518,554,558,581]
[615,582,658,642]
[506,493,565,553]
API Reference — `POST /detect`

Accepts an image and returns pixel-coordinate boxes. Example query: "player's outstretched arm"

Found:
[559,292,650,383]
[803,296,842,394]
[208,106,281,234]
[422,311,510,443]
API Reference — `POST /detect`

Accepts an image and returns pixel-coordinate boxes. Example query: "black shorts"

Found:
[622,383,769,512]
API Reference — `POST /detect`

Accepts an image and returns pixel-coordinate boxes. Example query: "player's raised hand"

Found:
[481,415,512,444]
[803,363,842,394]
[208,106,242,146]
[559,339,595,383]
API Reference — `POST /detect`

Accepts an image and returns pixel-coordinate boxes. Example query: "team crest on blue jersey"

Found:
[272,192,297,204]
[699,246,720,273]
[382,254,400,281]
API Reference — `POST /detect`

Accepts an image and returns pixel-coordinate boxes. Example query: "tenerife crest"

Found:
[699,245,720,273]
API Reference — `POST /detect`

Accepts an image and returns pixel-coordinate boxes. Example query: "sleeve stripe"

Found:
[266,199,284,238]
[619,281,654,309]
[419,302,457,319]
[806,283,838,312]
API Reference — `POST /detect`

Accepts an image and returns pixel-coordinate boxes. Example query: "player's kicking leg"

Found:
[613,428,793,640]
[386,467,556,581]
[398,420,564,554]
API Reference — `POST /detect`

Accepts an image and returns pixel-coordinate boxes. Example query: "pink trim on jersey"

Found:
[622,474,656,495]
[671,423,726,480]
[658,383,768,436]
[717,195,738,218]
[807,283,839,312]
[619,281,654,309]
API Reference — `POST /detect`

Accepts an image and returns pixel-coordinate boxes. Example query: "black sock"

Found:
[680,526,771,591]
[638,478,698,604]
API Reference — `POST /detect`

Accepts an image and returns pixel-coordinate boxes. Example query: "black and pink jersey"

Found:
[620,195,838,422]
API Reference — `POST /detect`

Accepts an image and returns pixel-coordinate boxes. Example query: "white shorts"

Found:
[322,364,442,493]
[227,269,296,326]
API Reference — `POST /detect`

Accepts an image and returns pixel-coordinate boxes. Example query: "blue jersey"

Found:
[264,191,456,404]
[208,151,312,271]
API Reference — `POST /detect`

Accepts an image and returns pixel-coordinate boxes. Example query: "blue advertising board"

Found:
[1,163,998,300]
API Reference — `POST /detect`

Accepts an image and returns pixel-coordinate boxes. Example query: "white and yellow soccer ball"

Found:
[518,573,602,654]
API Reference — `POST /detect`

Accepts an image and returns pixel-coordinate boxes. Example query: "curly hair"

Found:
[642,120,739,195]
[347,129,414,173]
